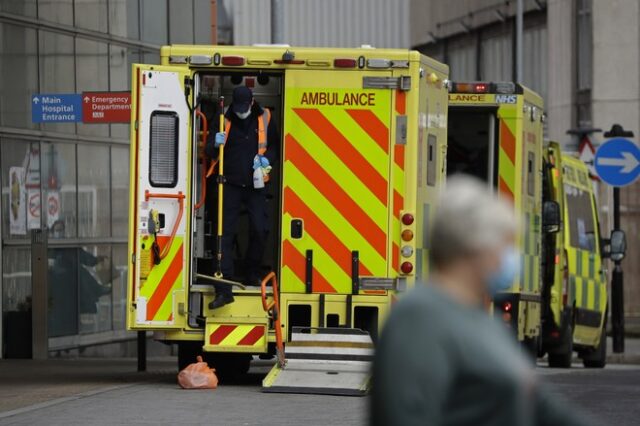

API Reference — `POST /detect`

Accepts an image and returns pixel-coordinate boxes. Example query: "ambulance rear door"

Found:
[279,69,396,294]
[128,64,192,329]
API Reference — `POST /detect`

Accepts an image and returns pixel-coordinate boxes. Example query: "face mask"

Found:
[235,106,251,120]
[487,246,520,296]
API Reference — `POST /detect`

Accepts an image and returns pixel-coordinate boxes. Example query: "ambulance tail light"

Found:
[452,82,489,94]
[401,213,414,225]
[450,81,518,94]
[221,56,245,66]
[334,58,357,68]
[400,262,413,274]
[401,230,414,242]
[502,301,513,312]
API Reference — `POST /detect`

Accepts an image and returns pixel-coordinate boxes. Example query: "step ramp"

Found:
[262,327,373,396]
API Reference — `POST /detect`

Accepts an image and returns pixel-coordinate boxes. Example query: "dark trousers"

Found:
[215,184,269,296]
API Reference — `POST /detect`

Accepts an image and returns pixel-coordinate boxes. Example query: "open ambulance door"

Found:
[127,65,192,330]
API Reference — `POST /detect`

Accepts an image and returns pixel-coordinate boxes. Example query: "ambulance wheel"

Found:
[583,325,607,369]
[522,335,541,363]
[177,342,203,371]
[548,325,573,368]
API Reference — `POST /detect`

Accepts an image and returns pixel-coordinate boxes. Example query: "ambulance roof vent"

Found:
[252,43,291,48]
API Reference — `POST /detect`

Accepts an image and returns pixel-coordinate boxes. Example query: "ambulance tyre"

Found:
[522,335,541,363]
[582,325,607,369]
[177,341,203,371]
[548,325,573,368]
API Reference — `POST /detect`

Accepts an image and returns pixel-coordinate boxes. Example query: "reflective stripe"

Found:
[207,110,271,177]
[258,108,271,154]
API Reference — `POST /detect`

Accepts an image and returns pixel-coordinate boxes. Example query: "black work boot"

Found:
[208,293,235,310]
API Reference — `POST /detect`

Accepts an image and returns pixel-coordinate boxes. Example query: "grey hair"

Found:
[430,175,518,268]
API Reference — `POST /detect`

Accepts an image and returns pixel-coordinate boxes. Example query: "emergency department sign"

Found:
[82,91,131,123]
[594,138,640,187]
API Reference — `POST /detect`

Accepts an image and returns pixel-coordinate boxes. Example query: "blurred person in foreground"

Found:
[371,175,595,426]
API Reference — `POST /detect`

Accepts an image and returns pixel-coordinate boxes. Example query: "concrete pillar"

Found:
[546,0,575,143]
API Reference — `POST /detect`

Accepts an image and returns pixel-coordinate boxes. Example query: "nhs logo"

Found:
[495,94,517,104]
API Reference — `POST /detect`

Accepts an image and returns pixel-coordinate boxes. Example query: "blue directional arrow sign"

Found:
[594,137,640,187]
[31,94,82,123]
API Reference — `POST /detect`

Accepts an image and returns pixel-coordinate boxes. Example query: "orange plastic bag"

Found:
[178,356,218,389]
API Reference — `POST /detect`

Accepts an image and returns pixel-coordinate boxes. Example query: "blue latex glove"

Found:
[214,132,226,147]
[253,155,272,174]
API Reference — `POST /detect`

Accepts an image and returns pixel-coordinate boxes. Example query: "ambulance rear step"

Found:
[262,327,373,396]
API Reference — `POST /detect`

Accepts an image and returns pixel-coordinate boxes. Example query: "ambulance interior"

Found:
[192,72,284,306]
[447,107,498,186]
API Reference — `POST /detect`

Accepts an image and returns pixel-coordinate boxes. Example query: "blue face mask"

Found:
[487,247,520,296]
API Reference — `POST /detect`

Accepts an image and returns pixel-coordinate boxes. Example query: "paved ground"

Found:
[0,359,365,426]
[539,364,640,426]
[0,338,638,426]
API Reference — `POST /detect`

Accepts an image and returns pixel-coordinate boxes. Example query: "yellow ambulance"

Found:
[541,142,626,368]
[447,82,544,352]
[126,45,448,394]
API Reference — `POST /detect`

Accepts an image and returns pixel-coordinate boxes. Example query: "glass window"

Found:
[2,247,32,357]
[1,0,37,16]
[2,139,41,240]
[48,247,79,337]
[111,244,128,330]
[38,0,73,25]
[39,31,76,134]
[0,23,38,130]
[149,111,179,187]
[142,51,160,65]
[169,0,194,43]
[74,0,108,33]
[111,146,129,237]
[77,144,110,237]
[564,184,597,252]
[194,0,212,44]
[141,0,168,44]
[41,142,77,238]
[76,39,109,137]
[109,0,140,39]
[110,46,137,139]
[78,245,112,334]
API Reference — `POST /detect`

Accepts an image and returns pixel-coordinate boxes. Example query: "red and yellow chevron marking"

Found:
[208,324,266,348]
[139,235,183,323]
[498,117,517,201]
[390,90,406,273]
[281,85,392,293]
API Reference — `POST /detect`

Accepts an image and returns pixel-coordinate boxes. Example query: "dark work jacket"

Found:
[205,103,280,187]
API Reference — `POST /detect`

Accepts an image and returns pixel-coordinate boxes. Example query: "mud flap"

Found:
[262,327,373,396]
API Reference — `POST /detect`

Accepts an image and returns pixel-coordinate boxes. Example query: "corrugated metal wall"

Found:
[222,0,410,48]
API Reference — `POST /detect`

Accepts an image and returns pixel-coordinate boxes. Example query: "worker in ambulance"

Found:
[205,85,280,309]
